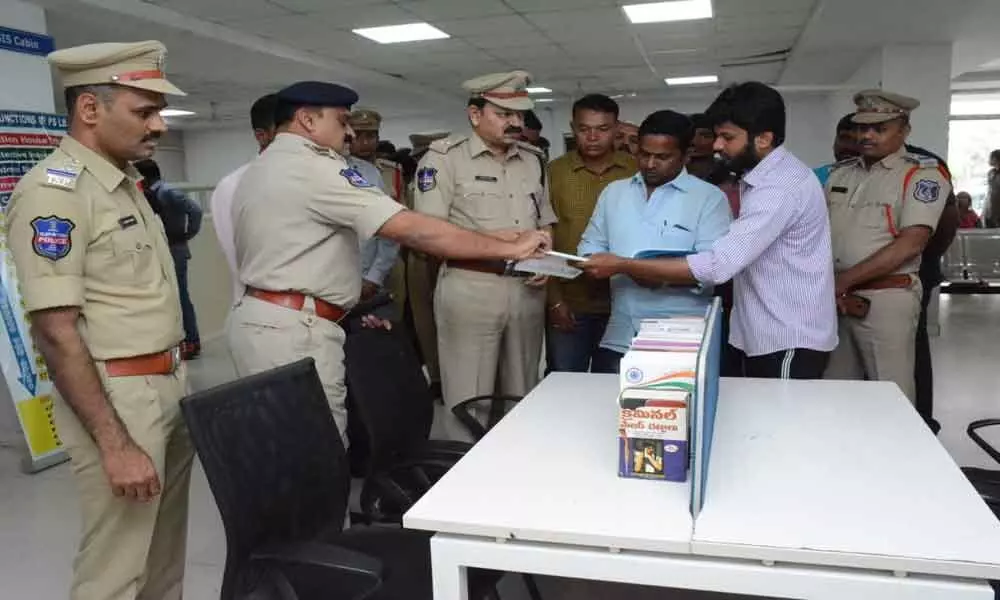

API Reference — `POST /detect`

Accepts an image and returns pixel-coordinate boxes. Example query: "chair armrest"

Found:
[451,394,523,441]
[249,541,383,600]
[415,440,473,462]
[360,456,459,524]
[968,419,1000,466]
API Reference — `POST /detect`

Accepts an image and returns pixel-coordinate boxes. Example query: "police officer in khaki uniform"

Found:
[414,71,557,441]
[825,90,951,403]
[6,41,191,600]
[405,131,450,394]
[228,81,550,443]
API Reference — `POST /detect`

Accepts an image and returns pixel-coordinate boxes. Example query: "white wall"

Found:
[152,130,187,182]
[183,126,258,186]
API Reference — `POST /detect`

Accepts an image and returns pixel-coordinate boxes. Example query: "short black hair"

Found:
[991,149,1000,163]
[638,110,695,150]
[64,84,118,121]
[689,113,712,131]
[705,82,786,147]
[572,94,620,120]
[273,100,311,128]
[524,110,542,132]
[468,97,488,110]
[133,159,161,183]
[537,136,550,150]
[377,140,396,155]
[250,93,279,131]
[837,113,856,132]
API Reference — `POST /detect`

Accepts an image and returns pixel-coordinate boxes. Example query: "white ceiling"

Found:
[30,0,1000,127]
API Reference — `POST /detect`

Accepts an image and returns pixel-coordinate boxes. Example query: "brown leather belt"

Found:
[854,273,914,291]
[246,287,347,322]
[105,347,181,378]
[447,259,526,277]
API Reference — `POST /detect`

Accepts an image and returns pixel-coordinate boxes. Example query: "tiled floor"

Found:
[1,294,998,599]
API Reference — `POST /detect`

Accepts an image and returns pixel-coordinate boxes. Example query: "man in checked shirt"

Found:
[580,82,838,379]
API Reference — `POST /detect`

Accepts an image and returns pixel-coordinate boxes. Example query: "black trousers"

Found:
[737,348,830,379]
[914,284,939,430]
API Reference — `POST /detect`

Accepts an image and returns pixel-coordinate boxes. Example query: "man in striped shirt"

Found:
[580,82,838,379]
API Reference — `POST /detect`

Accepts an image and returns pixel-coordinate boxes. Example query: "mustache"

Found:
[142,133,162,143]
[504,127,523,136]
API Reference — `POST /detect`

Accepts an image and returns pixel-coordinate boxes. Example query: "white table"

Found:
[404,373,1000,599]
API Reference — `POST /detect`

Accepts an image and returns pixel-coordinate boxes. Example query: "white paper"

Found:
[514,255,583,279]
[545,250,588,263]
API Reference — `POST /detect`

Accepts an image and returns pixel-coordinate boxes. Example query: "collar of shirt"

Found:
[568,149,632,174]
[628,168,696,194]
[742,145,788,189]
[468,131,522,162]
[270,132,345,160]
[871,146,908,170]
[59,135,135,192]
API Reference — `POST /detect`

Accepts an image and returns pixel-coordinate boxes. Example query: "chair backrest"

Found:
[451,395,523,442]
[344,328,435,472]
[180,358,350,600]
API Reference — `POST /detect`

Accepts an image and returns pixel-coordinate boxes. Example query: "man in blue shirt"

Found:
[134,158,204,359]
[578,110,731,373]
[345,138,400,320]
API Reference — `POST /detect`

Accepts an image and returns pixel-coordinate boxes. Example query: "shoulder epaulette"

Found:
[515,140,544,157]
[831,156,861,169]
[39,157,82,191]
[429,135,468,154]
[375,157,400,169]
[904,153,939,169]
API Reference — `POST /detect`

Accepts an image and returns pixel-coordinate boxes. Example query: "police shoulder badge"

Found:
[31,215,75,260]
[913,179,940,203]
[340,167,373,188]
[417,167,437,193]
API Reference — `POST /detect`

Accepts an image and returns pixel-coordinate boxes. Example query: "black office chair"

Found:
[343,328,543,600]
[181,358,435,600]
[451,394,524,442]
[961,419,1000,519]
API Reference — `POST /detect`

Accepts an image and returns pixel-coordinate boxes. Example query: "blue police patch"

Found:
[340,167,373,188]
[913,179,940,203]
[417,167,437,193]
[31,215,75,261]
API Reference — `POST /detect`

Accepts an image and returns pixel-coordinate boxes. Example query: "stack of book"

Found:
[617,311,709,483]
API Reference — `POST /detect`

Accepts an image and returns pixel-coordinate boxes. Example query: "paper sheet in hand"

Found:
[514,254,583,279]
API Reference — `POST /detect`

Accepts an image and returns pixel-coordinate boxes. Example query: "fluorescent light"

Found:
[160,109,196,117]
[623,0,713,24]
[535,98,555,103]
[352,22,449,44]
[526,87,552,94]
[665,75,718,86]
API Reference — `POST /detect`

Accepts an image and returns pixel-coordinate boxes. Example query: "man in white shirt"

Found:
[210,93,279,304]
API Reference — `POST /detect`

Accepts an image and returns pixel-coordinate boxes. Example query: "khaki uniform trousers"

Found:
[53,362,192,600]
[387,257,407,322]
[228,296,348,444]
[825,282,922,403]
[407,252,441,384]
[435,267,545,442]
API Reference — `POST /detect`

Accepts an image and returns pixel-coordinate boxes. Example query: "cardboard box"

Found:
[618,389,689,482]
[619,346,698,394]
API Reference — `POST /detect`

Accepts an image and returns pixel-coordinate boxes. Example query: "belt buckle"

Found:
[170,346,181,372]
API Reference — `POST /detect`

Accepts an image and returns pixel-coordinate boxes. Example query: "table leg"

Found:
[431,535,470,600]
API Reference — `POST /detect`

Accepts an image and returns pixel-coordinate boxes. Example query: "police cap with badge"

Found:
[851,89,919,124]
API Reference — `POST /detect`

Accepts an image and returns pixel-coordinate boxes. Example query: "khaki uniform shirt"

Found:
[6,136,182,360]
[375,158,403,202]
[547,150,636,314]
[232,133,403,308]
[827,147,951,274]
[413,132,557,232]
